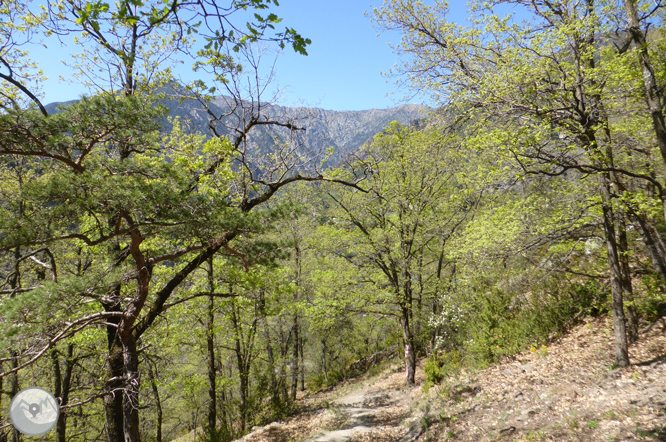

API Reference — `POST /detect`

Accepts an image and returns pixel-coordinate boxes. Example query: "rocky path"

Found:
[237,364,424,442]
[236,315,665,442]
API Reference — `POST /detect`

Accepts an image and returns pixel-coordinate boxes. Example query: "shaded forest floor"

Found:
[234,315,666,442]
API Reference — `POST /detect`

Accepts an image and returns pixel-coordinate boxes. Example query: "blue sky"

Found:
[33,1,476,111]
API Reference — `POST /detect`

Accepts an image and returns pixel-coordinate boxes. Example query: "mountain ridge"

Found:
[45,97,427,163]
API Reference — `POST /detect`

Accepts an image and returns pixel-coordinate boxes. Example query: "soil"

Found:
[235,315,666,442]
[236,364,424,442]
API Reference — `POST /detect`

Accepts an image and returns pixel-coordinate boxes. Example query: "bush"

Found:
[636,273,666,322]
[464,283,588,366]
[424,354,444,385]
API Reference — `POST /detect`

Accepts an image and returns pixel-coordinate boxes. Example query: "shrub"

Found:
[424,354,444,385]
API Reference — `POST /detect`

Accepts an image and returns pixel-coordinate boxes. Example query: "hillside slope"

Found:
[45,97,426,165]
[234,316,665,442]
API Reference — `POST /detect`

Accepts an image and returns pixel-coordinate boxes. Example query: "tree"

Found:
[371,0,666,367]
[321,123,483,384]
[0,3,373,441]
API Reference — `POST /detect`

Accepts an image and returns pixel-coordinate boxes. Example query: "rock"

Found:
[517,413,529,421]
[606,370,621,380]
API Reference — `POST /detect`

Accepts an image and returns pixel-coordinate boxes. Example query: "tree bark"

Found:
[400,302,416,385]
[321,340,328,383]
[618,212,639,343]
[231,304,249,433]
[632,212,666,284]
[103,296,125,442]
[261,309,278,404]
[0,371,5,442]
[9,248,21,442]
[576,13,630,366]
[52,345,74,442]
[290,317,299,401]
[299,335,305,392]
[600,176,630,367]
[622,0,666,179]
[10,351,19,442]
[122,335,141,442]
[147,365,162,442]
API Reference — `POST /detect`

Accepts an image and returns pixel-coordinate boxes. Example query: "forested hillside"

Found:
[1,1,665,442]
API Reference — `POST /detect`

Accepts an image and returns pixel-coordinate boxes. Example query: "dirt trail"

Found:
[418,316,666,441]
[237,316,666,442]
[237,365,424,442]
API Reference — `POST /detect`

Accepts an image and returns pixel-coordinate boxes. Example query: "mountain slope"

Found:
[45,97,426,163]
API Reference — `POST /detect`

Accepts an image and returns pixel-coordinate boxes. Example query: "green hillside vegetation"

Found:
[0,1,665,442]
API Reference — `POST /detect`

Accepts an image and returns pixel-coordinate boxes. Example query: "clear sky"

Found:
[32,1,476,111]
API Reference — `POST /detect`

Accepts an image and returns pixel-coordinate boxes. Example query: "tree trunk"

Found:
[263,321,278,404]
[299,335,305,392]
[122,336,141,442]
[618,213,639,343]
[52,344,74,442]
[8,248,21,442]
[622,0,666,179]
[321,340,328,383]
[10,351,19,442]
[600,177,630,367]
[147,365,162,442]
[632,212,666,285]
[401,305,416,385]
[0,370,3,442]
[0,371,5,442]
[103,296,125,442]
[278,321,289,402]
[231,305,248,433]
[401,270,416,385]
[290,317,299,401]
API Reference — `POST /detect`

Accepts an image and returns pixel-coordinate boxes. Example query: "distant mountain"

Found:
[45,96,427,164]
